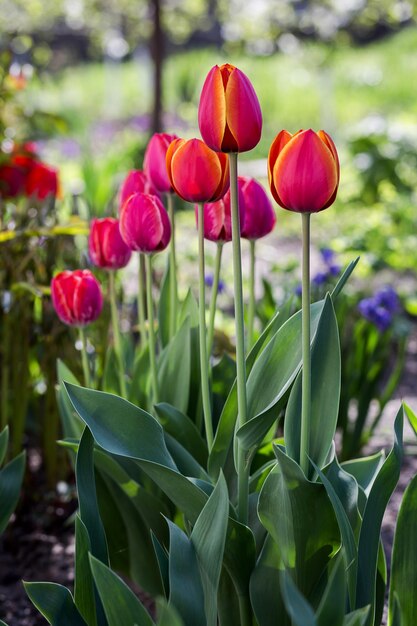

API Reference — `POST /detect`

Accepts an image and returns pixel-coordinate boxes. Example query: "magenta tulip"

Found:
[196,183,245,243]
[119,192,171,254]
[239,176,276,240]
[51,270,103,326]
[119,169,159,209]
[144,133,178,193]
[89,218,132,270]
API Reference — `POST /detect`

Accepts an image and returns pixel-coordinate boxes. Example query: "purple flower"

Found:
[205,273,225,293]
[373,286,400,314]
[313,271,329,286]
[328,263,341,276]
[320,247,335,264]
[294,284,302,297]
[358,296,393,332]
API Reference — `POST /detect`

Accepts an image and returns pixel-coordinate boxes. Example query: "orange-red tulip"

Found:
[268,129,340,213]
[144,132,178,193]
[166,138,229,203]
[198,63,262,153]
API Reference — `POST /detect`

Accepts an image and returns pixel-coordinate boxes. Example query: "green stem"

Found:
[197,203,214,449]
[207,242,223,355]
[138,253,147,347]
[79,326,91,388]
[167,193,178,340]
[229,152,249,525]
[1,310,10,431]
[247,239,256,351]
[300,212,311,476]
[109,271,128,399]
[145,254,159,404]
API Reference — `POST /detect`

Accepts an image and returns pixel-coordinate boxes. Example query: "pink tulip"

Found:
[119,192,171,254]
[198,63,262,153]
[144,133,178,193]
[268,129,340,213]
[239,176,276,240]
[119,169,159,209]
[196,183,245,243]
[51,269,103,326]
[166,138,229,203]
[89,218,132,270]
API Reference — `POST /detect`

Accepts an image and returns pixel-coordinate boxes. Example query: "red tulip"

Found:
[0,143,38,198]
[198,63,262,153]
[119,169,159,209]
[51,269,103,326]
[89,218,132,270]
[166,138,229,203]
[239,176,276,240]
[25,162,60,201]
[144,133,178,193]
[196,183,245,243]
[119,192,171,254]
[268,129,340,213]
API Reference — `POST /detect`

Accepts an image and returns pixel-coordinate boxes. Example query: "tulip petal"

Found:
[198,66,227,152]
[212,152,230,201]
[166,138,185,191]
[273,129,338,213]
[170,139,223,203]
[318,130,340,179]
[225,68,262,153]
[267,130,293,205]
[240,177,276,240]
[73,272,103,325]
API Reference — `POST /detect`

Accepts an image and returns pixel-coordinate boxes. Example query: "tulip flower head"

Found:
[0,143,39,199]
[119,192,171,254]
[268,129,340,213]
[89,217,132,270]
[51,269,103,327]
[144,133,178,193]
[196,182,245,243]
[239,176,276,240]
[166,138,229,203]
[25,162,60,201]
[198,63,262,153]
[119,169,159,209]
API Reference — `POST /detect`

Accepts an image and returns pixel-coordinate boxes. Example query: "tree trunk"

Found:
[150,0,163,133]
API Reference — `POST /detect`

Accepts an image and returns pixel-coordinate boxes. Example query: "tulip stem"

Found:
[167,193,178,340]
[207,242,223,355]
[78,327,91,388]
[145,254,159,405]
[247,239,256,351]
[138,253,147,347]
[300,212,311,476]
[229,152,249,525]
[109,271,128,399]
[197,203,214,450]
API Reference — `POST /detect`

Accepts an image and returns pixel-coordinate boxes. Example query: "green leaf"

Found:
[316,554,346,626]
[258,446,340,598]
[0,451,25,535]
[74,515,97,626]
[343,607,371,626]
[331,258,359,299]
[24,582,87,625]
[236,300,326,453]
[356,405,404,621]
[404,403,417,439]
[57,360,84,440]
[76,428,108,565]
[285,294,341,473]
[159,259,178,347]
[178,289,199,328]
[90,555,153,626]
[157,316,191,414]
[164,433,209,481]
[167,520,206,626]
[279,570,317,626]
[191,473,229,626]
[65,383,177,471]
[0,426,9,466]
[155,403,207,467]
[156,598,184,626]
[129,345,151,408]
[389,472,417,626]
[341,452,385,496]
[312,459,358,608]
[389,594,403,626]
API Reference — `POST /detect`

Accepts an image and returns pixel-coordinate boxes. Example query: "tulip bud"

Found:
[25,162,60,201]
[119,192,171,254]
[198,63,262,153]
[268,129,340,213]
[196,183,245,243]
[239,176,276,240]
[51,269,103,326]
[166,138,229,203]
[89,217,132,270]
[144,133,178,193]
[118,169,159,209]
